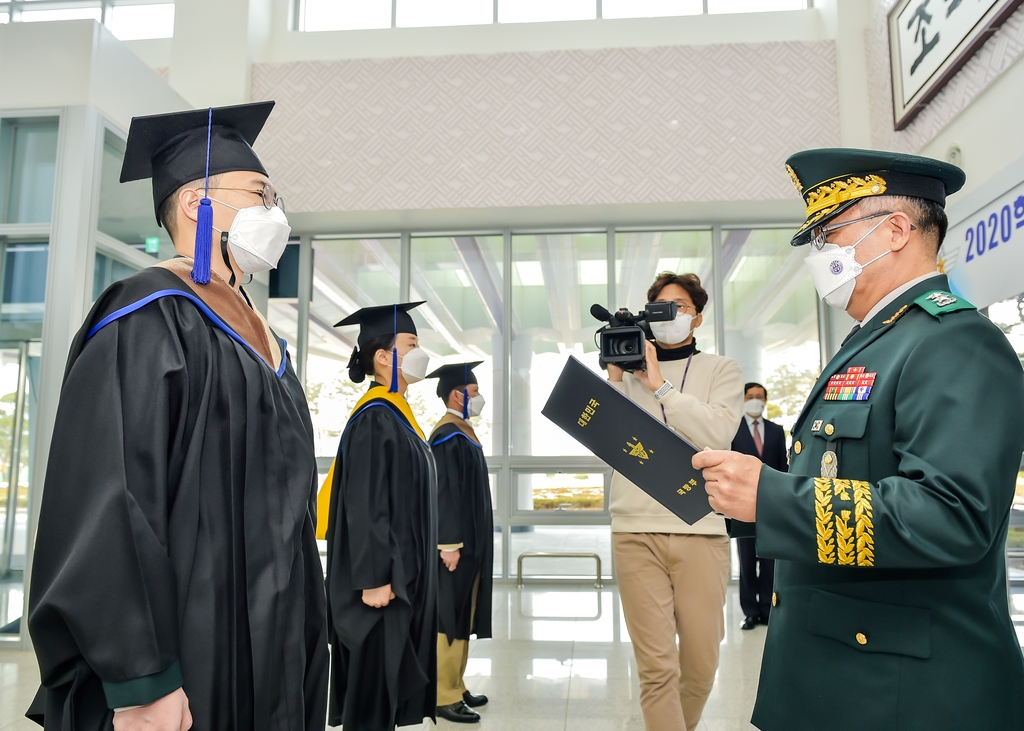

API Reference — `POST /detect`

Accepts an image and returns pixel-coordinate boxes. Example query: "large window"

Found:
[98,130,171,257]
[615,229,716,353]
[0,112,54,636]
[409,235,504,454]
[296,0,811,31]
[0,1,175,40]
[397,0,492,28]
[305,236,402,457]
[498,0,595,24]
[0,120,59,225]
[93,128,168,304]
[986,293,1024,585]
[722,228,819,435]
[510,232,606,457]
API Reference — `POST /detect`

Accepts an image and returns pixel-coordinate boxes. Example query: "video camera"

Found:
[591,302,678,373]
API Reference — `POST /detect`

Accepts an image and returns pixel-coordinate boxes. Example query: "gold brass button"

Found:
[823,453,833,465]
[772,592,778,607]
[794,441,802,455]
[856,632,867,645]
[824,423,835,436]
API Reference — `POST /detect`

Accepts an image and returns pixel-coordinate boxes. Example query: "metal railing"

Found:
[516,551,603,589]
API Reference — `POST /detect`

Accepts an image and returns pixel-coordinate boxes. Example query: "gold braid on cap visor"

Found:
[797,174,889,233]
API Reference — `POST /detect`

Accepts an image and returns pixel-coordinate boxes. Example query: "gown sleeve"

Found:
[336,408,395,591]
[432,435,466,550]
[28,305,187,710]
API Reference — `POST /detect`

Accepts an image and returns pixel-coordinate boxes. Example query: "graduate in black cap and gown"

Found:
[25,103,328,731]
[427,363,494,725]
[318,303,438,731]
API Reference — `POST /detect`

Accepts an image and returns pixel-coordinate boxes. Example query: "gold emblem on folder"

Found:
[624,437,652,464]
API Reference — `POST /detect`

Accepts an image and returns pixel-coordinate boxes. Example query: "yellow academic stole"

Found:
[315,389,425,539]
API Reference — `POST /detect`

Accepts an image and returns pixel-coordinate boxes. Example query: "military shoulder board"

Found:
[914,290,975,317]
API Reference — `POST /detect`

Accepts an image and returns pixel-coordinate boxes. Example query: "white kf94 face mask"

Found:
[804,215,892,311]
[467,393,486,417]
[743,399,765,418]
[649,313,694,345]
[214,201,292,275]
[398,347,430,384]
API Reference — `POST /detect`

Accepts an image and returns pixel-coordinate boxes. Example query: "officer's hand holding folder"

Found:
[541,356,712,525]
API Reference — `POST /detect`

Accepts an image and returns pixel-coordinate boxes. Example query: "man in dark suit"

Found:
[731,382,787,630]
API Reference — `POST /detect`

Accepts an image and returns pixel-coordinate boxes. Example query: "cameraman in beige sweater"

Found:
[607,272,744,731]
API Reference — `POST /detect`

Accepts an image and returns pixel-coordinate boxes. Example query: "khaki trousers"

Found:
[436,573,480,706]
[613,533,730,731]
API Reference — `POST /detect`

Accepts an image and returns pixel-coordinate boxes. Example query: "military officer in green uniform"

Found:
[694,148,1024,730]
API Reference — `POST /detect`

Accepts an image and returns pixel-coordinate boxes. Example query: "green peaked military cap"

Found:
[785,148,966,246]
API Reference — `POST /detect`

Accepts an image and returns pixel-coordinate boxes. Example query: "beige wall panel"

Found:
[251,41,840,215]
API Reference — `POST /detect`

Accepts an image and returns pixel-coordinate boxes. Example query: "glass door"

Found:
[0,342,35,636]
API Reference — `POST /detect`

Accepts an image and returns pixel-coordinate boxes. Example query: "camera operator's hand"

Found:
[606,363,624,382]
[636,342,665,393]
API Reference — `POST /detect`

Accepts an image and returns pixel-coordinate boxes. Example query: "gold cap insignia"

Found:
[805,175,888,219]
[786,164,803,194]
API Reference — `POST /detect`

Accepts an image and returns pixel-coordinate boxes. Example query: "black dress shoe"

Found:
[740,616,759,631]
[437,702,480,724]
[759,614,770,626]
[463,690,488,708]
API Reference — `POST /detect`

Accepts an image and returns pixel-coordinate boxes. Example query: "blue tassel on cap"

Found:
[461,364,469,419]
[389,305,399,393]
[191,198,213,284]
[190,107,214,285]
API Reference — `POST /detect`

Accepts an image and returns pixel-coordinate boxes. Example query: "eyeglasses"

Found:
[654,301,697,313]
[204,183,285,213]
[809,210,892,250]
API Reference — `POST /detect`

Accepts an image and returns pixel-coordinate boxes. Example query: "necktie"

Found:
[840,324,861,347]
[752,419,763,457]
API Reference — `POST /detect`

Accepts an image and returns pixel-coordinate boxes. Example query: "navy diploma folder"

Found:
[541,356,713,525]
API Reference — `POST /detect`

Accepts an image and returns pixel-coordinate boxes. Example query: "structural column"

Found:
[22,104,102,649]
[169,0,273,107]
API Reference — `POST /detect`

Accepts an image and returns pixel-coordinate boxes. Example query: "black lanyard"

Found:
[660,352,694,425]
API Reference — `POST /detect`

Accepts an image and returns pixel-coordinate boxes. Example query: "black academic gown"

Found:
[326,383,438,731]
[430,422,493,642]
[26,267,329,731]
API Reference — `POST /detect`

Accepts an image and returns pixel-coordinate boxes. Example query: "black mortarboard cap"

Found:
[785,148,966,246]
[120,101,275,221]
[335,302,425,349]
[428,361,483,400]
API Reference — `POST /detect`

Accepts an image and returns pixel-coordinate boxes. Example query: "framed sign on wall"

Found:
[888,0,1024,130]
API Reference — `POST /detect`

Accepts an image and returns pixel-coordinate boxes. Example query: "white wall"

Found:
[0,21,186,129]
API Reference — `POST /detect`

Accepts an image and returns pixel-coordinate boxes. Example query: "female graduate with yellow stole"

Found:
[319,302,438,731]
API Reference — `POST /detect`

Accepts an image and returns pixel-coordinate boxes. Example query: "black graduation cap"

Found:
[335,302,426,349]
[120,101,274,221]
[336,302,426,393]
[785,148,966,246]
[428,361,483,400]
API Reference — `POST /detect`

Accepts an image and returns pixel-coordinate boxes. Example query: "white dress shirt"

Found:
[744,413,765,443]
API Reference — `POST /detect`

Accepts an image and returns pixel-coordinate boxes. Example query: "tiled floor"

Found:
[0,583,1021,731]
[449,584,764,731]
